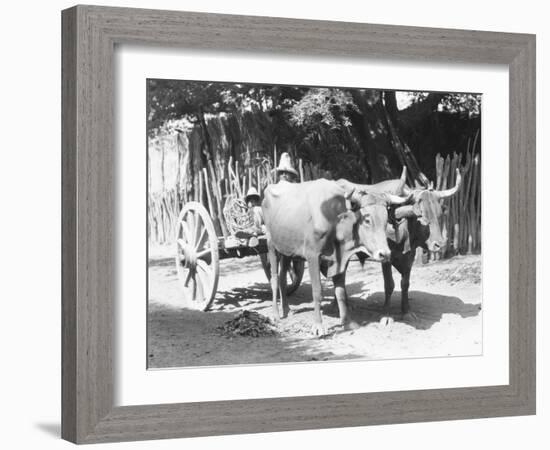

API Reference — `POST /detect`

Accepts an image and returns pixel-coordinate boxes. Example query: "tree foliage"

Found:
[147,79,481,183]
[289,88,358,129]
[147,80,304,136]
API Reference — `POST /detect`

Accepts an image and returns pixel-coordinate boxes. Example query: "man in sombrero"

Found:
[275,152,299,183]
[244,186,264,235]
[234,153,298,244]
[233,186,265,246]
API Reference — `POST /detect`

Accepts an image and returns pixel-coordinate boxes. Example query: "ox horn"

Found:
[436,169,462,199]
[385,191,412,206]
[396,166,407,194]
[344,187,358,210]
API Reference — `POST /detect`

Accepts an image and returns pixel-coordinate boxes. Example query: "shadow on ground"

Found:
[148,251,482,368]
[213,280,318,311]
[337,281,481,331]
[148,301,364,368]
[213,278,480,332]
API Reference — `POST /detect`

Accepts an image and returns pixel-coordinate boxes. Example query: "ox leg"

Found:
[279,256,290,318]
[327,297,339,314]
[400,267,411,315]
[380,262,395,326]
[268,245,281,321]
[333,272,358,330]
[308,257,327,336]
[328,261,350,315]
[397,255,417,321]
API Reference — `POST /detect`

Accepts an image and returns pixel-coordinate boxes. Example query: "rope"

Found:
[223,194,254,235]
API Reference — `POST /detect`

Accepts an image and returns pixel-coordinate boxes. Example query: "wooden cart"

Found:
[175,201,305,311]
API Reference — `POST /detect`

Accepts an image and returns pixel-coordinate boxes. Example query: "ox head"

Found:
[338,188,411,262]
[394,169,462,252]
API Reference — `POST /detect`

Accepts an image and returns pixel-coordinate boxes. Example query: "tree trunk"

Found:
[346,89,432,185]
[383,92,429,186]
[196,108,212,168]
[175,132,183,209]
[349,90,406,182]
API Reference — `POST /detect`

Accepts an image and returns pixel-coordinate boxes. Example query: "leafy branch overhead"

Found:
[147,79,481,184]
[289,88,359,129]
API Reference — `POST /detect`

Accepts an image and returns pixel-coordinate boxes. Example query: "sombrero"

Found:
[275,152,299,177]
[245,187,261,203]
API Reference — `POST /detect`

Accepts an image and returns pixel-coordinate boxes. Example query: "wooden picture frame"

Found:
[61,5,536,444]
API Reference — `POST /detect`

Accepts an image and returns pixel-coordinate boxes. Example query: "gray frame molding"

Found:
[62,5,536,444]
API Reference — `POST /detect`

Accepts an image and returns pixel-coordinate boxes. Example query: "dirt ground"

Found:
[148,245,482,368]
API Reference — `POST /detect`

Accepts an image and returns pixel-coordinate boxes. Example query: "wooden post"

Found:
[203,168,220,236]
[435,153,442,190]
[226,177,231,197]
[235,160,240,197]
[198,170,204,205]
[228,157,236,196]
[175,133,182,212]
[453,223,459,255]
[208,161,228,237]
[470,155,480,251]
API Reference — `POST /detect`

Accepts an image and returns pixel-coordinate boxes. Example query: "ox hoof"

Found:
[310,323,328,337]
[271,310,282,323]
[380,316,394,327]
[402,312,418,322]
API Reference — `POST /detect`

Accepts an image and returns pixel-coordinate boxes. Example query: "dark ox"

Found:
[378,169,462,322]
[262,178,409,335]
[335,167,462,323]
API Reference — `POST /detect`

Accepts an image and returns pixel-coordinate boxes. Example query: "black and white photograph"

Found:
[1,0,544,447]
[147,79,482,369]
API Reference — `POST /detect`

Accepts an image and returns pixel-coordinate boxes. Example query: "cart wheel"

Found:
[260,254,305,296]
[175,202,219,311]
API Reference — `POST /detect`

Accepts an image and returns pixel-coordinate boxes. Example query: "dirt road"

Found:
[148,245,482,368]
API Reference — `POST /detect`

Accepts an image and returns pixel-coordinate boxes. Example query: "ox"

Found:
[335,167,461,323]
[262,178,410,335]
[378,169,462,323]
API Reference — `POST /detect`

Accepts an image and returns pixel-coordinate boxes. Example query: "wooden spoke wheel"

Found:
[260,254,305,296]
[175,202,219,311]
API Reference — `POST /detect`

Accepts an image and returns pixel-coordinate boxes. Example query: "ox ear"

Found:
[347,188,366,211]
[336,211,358,242]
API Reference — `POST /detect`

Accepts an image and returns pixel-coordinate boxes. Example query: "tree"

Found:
[289,88,427,183]
[289,88,480,184]
[148,80,305,165]
[148,79,481,186]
